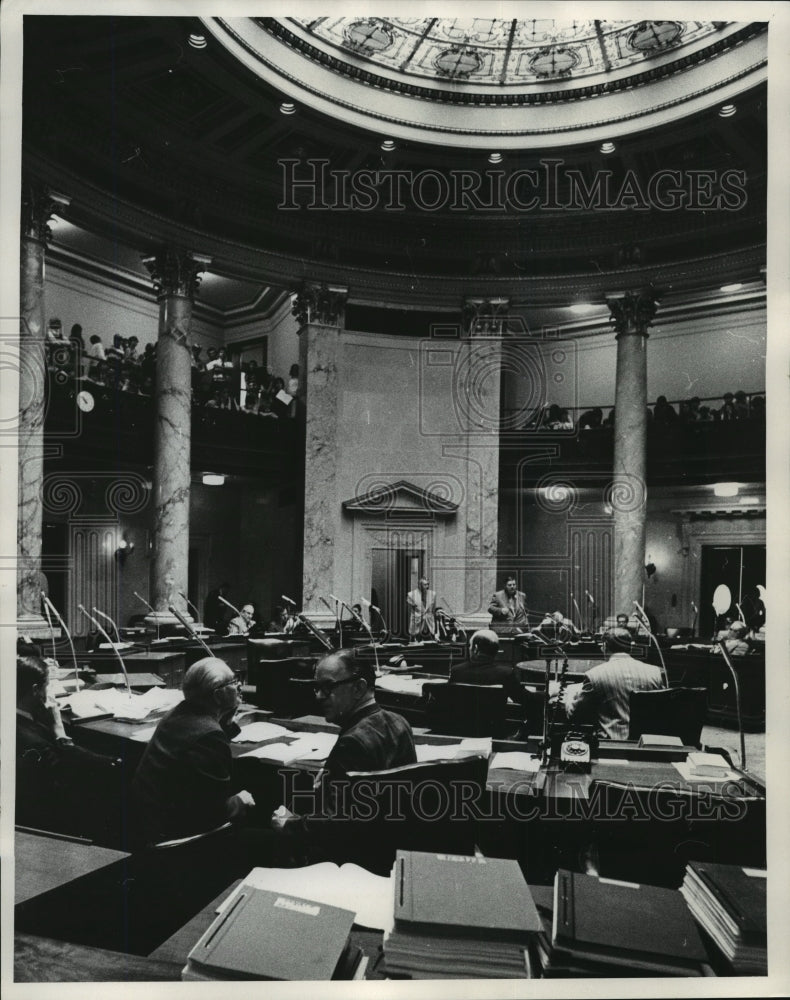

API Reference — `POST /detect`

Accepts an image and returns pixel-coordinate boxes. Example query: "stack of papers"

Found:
[383,851,540,978]
[240,731,337,764]
[64,686,183,721]
[680,862,766,974]
[232,721,291,743]
[490,752,542,773]
[375,674,442,696]
[414,738,493,763]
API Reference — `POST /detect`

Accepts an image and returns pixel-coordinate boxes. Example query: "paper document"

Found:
[490,751,542,773]
[673,760,740,783]
[375,674,441,695]
[232,721,291,743]
[216,863,393,931]
[239,732,337,764]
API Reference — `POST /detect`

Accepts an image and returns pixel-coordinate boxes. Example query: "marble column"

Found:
[294,282,348,623]
[142,249,209,625]
[607,290,658,615]
[17,181,69,636]
[460,297,507,630]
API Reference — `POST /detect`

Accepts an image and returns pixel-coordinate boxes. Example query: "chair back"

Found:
[314,755,489,875]
[628,686,708,747]
[423,681,508,737]
[248,657,316,714]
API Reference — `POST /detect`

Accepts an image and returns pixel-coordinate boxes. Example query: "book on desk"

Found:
[182,886,362,981]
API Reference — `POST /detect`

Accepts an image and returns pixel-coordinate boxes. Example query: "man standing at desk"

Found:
[407,576,437,640]
[564,627,664,740]
[488,576,529,635]
[131,657,255,845]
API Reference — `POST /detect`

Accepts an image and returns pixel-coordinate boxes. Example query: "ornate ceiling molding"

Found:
[203,18,767,148]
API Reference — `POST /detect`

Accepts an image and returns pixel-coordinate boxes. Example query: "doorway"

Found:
[371,547,424,638]
[699,544,766,638]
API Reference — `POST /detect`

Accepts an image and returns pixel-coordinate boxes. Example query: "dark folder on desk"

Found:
[184,887,355,980]
[395,851,540,938]
[684,861,766,943]
[552,869,707,974]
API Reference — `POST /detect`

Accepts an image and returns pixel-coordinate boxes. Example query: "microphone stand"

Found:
[538,636,569,766]
[296,612,334,652]
[93,607,122,644]
[345,601,380,673]
[691,604,698,639]
[169,605,213,656]
[713,638,747,770]
[43,594,81,692]
[633,602,669,689]
[134,591,160,641]
[320,596,342,647]
[42,595,57,662]
[179,591,203,625]
[78,605,132,698]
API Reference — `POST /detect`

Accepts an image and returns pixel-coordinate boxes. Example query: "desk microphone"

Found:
[178,591,201,623]
[43,594,81,691]
[219,595,244,620]
[281,595,297,607]
[169,605,213,656]
[712,638,747,769]
[134,591,160,640]
[78,605,132,697]
[93,606,121,644]
[41,593,57,661]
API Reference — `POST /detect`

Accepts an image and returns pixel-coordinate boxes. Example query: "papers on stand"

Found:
[232,721,291,743]
[216,863,393,931]
[490,751,542,773]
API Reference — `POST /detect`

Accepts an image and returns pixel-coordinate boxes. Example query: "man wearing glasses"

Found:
[271,650,416,844]
[131,657,255,846]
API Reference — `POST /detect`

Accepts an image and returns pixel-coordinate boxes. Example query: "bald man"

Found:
[131,657,254,845]
[450,629,530,716]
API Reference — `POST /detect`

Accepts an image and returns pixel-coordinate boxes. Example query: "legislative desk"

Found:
[67,705,766,887]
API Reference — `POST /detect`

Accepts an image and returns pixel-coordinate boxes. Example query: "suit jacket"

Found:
[16,711,118,836]
[566,652,664,740]
[488,589,529,630]
[131,700,241,844]
[407,588,437,637]
[450,659,530,713]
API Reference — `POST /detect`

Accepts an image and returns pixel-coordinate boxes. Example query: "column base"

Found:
[18,614,61,641]
[457,613,494,634]
[144,610,194,627]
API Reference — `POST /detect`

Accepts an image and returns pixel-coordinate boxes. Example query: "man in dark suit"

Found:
[131,657,255,845]
[564,627,664,739]
[450,629,530,716]
[488,576,529,635]
[271,649,416,862]
[16,653,120,838]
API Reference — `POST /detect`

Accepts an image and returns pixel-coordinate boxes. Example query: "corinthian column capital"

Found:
[142,248,211,300]
[21,179,70,244]
[606,289,659,338]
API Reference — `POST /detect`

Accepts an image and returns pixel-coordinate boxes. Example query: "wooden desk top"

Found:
[15,933,182,982]
[15,829,130,905]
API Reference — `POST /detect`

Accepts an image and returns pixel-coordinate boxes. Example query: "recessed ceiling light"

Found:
[188,34,207,49]
[600,141,616,154]
[380,139,396,152]
[720,282,743,293]
[488,152,503,164]
[713,482,739,497]
[202,473,225,487]
[279,102,297,116]
[718,103,737,118]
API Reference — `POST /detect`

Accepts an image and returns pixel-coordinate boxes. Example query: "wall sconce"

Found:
[115,532,135,564]
[644,562,657,578]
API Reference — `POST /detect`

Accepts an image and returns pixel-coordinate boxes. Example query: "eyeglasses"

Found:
[312,675,360,698]
[215,676,242,691]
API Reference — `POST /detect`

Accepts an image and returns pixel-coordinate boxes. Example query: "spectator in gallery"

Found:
[603,408,615,428]
[287,363,301,397]
[86,334,106,381]
[652,395,677,425]
[577,407,603,431]
[718,392,737,421]
[191,344,205,371]
[733,390,750,420]
[69,324,85,352]
[46,317,66,344]
[750,394,765,420]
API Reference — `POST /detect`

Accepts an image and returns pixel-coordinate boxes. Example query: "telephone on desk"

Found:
[550,726,597,772]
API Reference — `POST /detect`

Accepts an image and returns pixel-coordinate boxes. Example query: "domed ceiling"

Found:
[22,16,767,308]
[206,17,766,147]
